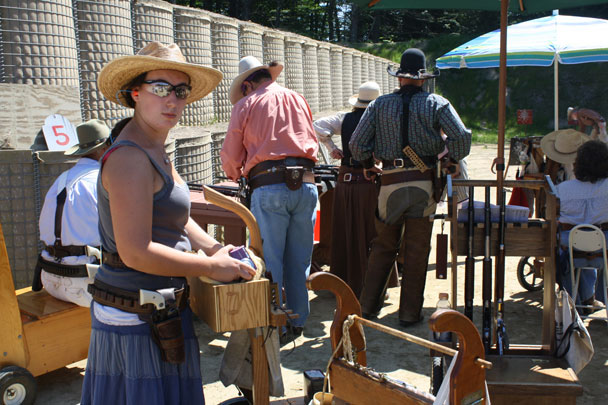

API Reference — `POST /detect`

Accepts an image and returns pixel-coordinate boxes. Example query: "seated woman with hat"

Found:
[82,42,255,405]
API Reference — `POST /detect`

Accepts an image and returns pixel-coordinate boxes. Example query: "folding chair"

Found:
[568,224,608,321]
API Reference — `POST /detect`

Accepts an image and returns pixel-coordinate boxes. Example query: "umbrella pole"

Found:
[554,62,559,131]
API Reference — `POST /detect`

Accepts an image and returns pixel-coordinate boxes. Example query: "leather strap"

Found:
[45,244,90,258]
[380,169,433,186]
[249,157,315,178]
[560,222,608,231]
[102,250,128,268]
[249,170,314,191]
[338,167,372,184]
[382,156,436,170]
[88,279,188,314]
[37,255,89,277]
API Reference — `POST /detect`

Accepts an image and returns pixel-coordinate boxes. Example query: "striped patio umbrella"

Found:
[437,12,608,128]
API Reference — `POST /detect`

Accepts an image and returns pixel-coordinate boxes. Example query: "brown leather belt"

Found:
[45,244,97,258]
[380,169,433,186]
[249,170,315,190]
[560,222,608,231]
[88,279,188,315]
[102,250,128,268]
[249,157,315,178]
[338,166,372,184]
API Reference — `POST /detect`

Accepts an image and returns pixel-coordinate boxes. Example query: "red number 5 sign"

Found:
[42,114,78,151]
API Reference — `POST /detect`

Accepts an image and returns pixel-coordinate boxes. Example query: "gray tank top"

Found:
[96,140,192,291]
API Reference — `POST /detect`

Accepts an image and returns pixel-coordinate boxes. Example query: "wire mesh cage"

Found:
[174,6,214,125]
[366,54,375,85]
[330,45,344,110]
[210,13,239,122]
[375,58,385,94]
[317,42,331,112]
[132,0,174,50]
[284,34,304,95]
[360,53,369,89]
[302,40,319,113]
[352,51,362,96]
[239,21,263,61]
[262,29,285,87]
[210,131,227,183]
[75,0,134,125]
[174,131,213,184]
[0,0,79,87]
[342,49,353,107]
[0,150,76,288]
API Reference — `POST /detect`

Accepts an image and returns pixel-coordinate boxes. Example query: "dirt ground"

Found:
[35,144,607,404]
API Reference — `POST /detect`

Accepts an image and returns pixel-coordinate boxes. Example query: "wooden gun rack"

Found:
[307,272,490,405]
[447,177,583,404]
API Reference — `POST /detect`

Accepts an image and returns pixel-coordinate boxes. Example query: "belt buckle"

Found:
[349,157,356,166]
[343,173,352,182]
[394,158,404,168]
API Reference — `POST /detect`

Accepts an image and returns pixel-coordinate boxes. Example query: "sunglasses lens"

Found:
[174,85,191,100]
[150,83,172,98]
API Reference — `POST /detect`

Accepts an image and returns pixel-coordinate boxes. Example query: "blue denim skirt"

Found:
[80,303,204,405]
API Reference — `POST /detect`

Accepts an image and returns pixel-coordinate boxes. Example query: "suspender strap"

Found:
[54,188,67,243]
[399,85,422,149]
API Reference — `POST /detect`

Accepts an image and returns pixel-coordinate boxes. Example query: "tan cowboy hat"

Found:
[64,119,110,157]
[349,81,380,108]
[229,56,283,105]
[97,41,223,107]
[540,128,590,164]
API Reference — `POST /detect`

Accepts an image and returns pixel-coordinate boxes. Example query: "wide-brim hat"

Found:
[540,128,590,164]
[348,81,380,108]
[230,56,283,105]
[64,119,110,156]
[98,42,223,107]
[387,48,439,80]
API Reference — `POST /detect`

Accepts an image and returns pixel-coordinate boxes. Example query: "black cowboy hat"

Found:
[387,48,439,80]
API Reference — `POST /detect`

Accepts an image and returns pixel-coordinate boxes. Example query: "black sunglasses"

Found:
[142,80,192,100]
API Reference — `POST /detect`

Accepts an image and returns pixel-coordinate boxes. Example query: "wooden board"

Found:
[21,305,91,377]
[188,276,269,333]
[486,355,582,405]
[0,84,81,150]
[17,289,82,319]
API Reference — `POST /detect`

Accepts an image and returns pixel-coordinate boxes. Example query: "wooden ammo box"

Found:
[188,276,269,333]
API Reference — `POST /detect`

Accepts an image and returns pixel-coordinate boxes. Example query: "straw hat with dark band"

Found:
[540,128,590,164]
[97,42,223,107]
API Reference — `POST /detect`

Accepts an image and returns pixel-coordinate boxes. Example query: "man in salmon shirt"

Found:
[221,56,319,343]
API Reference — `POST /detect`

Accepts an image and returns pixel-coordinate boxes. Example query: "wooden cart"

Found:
[448,177,583,404]
[0,221,91,404]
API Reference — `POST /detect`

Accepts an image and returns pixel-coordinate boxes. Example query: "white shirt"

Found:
[39,157,101,265]
[557,177,608,225]
[313,112,346,154]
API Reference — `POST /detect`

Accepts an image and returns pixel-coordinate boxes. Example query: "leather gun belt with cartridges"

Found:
[248,157,315,191]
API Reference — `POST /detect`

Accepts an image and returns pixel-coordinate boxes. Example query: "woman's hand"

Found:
[208,245,256,282]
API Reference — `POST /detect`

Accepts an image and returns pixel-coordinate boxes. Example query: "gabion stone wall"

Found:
[360,53,369,87]
[75,0,133,125]
[132,0,174,50]
[302,40,319,113]
[352,51,362,96]
[262,29,285,87]
[0,0,79,87]
[174,6,214,125]
[317,43,331,112]
[366,55,375,85]
[174,131,213,184]
[239,21,263,61]
[342,49,353,105]
[211,13,239,122]
[330,45,343,110]
[0,151,76,288]
[284,34,304,95]
[375,58,385,94]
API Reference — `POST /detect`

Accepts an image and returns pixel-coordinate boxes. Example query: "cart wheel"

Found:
[0,366,36,405]
[517,256,544,292]
[430,356,445,396]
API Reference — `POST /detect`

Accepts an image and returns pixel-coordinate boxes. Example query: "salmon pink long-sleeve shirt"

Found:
[221,81,319,180]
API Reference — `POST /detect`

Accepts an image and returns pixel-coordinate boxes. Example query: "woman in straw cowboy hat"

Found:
[312,81,383,298]
[540,128,590,183]
[82,42,255,405]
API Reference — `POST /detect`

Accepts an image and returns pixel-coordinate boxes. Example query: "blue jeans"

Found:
[559,230,607,304]
[251,182,318,327]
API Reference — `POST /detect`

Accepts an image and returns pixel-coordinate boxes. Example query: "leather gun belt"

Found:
[380,169,433,186]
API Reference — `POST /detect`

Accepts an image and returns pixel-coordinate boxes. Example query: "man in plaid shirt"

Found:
[350,48,471,327]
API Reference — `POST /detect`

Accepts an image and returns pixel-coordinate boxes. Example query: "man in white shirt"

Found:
[34,119,110,307]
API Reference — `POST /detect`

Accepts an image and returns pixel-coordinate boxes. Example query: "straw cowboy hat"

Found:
[97,41,223,107]
[540,128,590,164]
[349,81,381,108]
[387,48,439,80]
[64,119,110,157]
[229,56,283,105]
